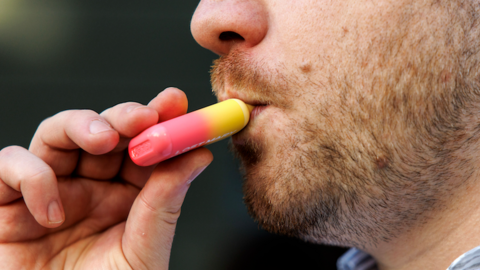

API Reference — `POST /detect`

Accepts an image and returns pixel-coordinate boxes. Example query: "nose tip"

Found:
[191,0,268,56]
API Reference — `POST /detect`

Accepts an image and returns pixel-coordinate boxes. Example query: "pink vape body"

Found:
[129,99,253,166]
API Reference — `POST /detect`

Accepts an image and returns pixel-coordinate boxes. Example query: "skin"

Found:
[0,88,213,269]
[2,0,480,270]
[192,0,480,269]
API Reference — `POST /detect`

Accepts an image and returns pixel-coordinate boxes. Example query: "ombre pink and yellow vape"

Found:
[129,99,254,166]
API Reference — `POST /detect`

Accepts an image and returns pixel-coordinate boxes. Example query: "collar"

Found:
[337,245,480,270]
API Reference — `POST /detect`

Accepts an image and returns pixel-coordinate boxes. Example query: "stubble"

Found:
[211,0,480,249]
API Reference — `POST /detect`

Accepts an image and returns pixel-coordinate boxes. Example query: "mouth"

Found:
[250,105,268,121]
[225,96,269,146]
[218,92,270,122]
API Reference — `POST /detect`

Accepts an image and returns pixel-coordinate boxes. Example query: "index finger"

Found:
[29,110,120,176]
[98,87,188,151]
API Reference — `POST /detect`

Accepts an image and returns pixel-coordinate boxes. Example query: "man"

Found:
[0,0,479,269]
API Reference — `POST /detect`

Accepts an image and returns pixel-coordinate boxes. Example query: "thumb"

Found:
[122,147,213,270]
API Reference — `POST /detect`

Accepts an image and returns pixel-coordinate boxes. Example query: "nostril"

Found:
[219,31,245,41]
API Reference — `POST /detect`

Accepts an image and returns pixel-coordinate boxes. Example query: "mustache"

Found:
[210,50,293,107]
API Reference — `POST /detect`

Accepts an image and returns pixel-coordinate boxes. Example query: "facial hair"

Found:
[211,1,480,249]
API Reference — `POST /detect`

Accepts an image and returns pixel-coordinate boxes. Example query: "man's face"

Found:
[192,0,480,248]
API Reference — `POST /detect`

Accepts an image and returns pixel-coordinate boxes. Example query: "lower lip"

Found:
[250,105,268,121]
[232,105,267,145]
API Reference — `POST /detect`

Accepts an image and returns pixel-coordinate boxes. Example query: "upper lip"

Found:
[217,90,267,107]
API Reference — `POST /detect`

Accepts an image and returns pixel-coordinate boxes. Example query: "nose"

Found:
[191,0,268,56]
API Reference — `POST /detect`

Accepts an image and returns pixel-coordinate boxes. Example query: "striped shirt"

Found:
[337,246,480,270]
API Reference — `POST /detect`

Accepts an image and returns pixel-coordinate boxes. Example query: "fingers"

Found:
[96,87,189,185]
[75,151,124,180]
[147,87,189,122]
[100,87,188,139]
[0,146,64,229]
[119,156,156,189]
[0,176,140,243]
[0,178,22,205]
[29,88,188,181]
[30,110,120,176]
[100,102,159,139]
[0,88,199,250]
[76,88,188,182]
[0,88,191,241]
[122,147,213,269]
[36,110,119,154]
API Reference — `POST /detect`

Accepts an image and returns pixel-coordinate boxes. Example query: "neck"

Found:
[366,174,480,270]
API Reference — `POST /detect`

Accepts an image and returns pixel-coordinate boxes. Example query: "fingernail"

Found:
[48,200,64,224]
[187,166,207,184]
[90,120,113,134]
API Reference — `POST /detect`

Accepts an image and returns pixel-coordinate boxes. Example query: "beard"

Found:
[210,2,480,249]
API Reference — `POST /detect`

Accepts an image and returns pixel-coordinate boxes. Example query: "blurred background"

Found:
[0,0,347,269]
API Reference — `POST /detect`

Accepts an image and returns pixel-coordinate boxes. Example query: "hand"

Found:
[0,88,213,269]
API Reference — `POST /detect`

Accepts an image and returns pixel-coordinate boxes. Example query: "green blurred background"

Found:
[0,1,346,269]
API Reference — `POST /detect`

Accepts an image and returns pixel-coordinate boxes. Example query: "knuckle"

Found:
[0,146,25,158]
[70,109,99,122]
[43,109,98,126]
[161,208,181,225]
[8,159,55,191]
[37,110,71,129]
[36,116,51,132]
[139,192,157,213]
[10,166,53,192]
[26,167,54,184]
[36,110,76,135]
[139,192,181,225]
[102,102,137,117]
